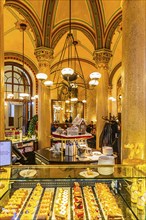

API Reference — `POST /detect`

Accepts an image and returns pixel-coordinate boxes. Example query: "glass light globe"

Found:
[89,80,99,86]
[82,100,87,103]
[71,97,78,102]
[20,93,30,97]
[90,72,101,79]
[34,95,38,99]
[7,94,14,98]
[36,73,48,80]
[61,67,74,76]
[44,80,53,86]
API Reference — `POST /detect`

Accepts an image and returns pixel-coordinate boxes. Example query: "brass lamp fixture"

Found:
[36,0,101,103]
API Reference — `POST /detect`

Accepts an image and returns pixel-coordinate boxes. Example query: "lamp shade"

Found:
[61,67,74,76]
[89,79,99,86]
[71,97,78,102]
[90,72,101,79]
[36,73,48,80]
[19,93,30,97]
[7,94,14,98]
[44,80,53,86]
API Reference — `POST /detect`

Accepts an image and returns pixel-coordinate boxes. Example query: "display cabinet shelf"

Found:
[0,164,145,220]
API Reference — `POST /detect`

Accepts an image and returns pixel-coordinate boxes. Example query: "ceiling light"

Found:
[44,80,53,86]
[90,72,101,79]
[34,95,38,99]
[89,80,99,86]
[82,100,86,103]
[109,96,116,102]
[71,97,78,102]
[20,93,29,97]
[61,67,74,76]
[36,73,48,80]
[7,94,14,98]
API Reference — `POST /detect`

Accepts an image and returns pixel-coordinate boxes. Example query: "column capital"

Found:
[93,48,112,70]
[34,46,54,72]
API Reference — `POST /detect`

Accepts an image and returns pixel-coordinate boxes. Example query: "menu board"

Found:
[0,141,12,166]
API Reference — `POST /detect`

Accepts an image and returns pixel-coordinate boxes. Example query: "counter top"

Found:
[35,148,102,164]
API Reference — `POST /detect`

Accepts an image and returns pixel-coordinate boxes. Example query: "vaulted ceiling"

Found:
[4,0,122,84]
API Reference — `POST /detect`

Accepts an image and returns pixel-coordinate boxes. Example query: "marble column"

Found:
[93,49,112,149]
[122,0,146,162]
[35,47,53,149]
[0,0,5,140]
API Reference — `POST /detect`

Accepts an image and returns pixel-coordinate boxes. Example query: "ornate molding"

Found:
[120,0,125,9]
[93,48,112,70]
[34,47,54,71]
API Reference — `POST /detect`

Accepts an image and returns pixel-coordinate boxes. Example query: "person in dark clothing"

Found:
[69,116,72,123]
[87,128,96,148]
[86,121,94,133]
[51,124,58,133]
[99,116,121,160]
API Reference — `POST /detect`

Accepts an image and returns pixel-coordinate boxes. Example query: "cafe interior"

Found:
[0,0,146,165]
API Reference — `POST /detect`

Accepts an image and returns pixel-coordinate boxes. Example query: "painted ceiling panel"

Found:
[25,0,44,22]
[4,0,122,84]
[4,8,24,33]
[53,0,93,29]
[101,0,121,26]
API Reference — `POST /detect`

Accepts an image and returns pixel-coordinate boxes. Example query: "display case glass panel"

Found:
[0,164,145,220]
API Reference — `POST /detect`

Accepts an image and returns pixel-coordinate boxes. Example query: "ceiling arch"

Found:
[4,52,38,74]
[5,0,43,47]
[89,0,104,49]
[51,22,96,49]
[104,11,122,49]
[4,0,122,85]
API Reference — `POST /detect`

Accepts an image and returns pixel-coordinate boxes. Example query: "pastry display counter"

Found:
[0,164,145,220]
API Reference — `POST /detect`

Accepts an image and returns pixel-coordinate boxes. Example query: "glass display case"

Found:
[0,164,145,220]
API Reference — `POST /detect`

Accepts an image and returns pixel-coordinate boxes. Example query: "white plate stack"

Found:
[98,156,115,175]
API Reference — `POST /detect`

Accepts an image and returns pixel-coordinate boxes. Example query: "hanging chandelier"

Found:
[36,0,101,102]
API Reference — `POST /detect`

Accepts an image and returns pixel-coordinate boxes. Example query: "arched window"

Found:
[4,62,33,129]
[4,62,32,100]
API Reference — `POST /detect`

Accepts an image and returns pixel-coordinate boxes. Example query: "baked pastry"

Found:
[83,186,101,219]
[73,182,84,220]
[36,189,54,220]
[95,183,123,218]
[53,188,69,220]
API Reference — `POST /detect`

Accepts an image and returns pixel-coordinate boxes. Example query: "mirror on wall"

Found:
[51,100,84,123]
[5,101,33,132]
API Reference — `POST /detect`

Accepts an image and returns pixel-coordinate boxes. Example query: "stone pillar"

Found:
[35,47,53,149]
[122,0,146,162]
[93,49,112,149]
[0,0,5,140]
